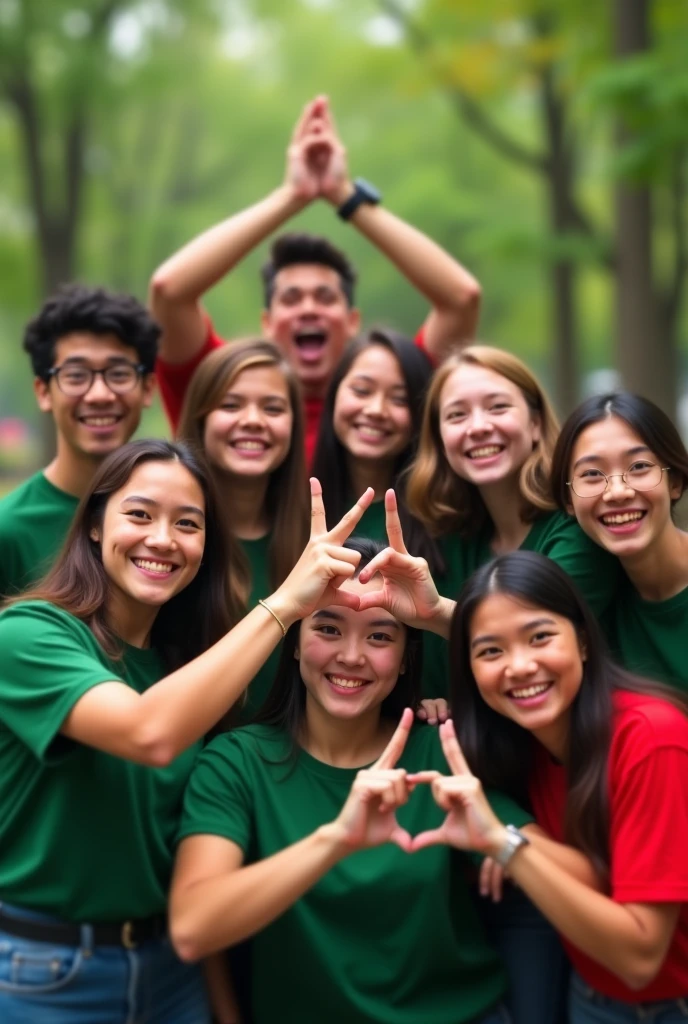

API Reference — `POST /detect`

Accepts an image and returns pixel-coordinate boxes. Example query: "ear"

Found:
[399,662,406,675]
[346,306,361,337]
[33,376,53,414]
[141,373,156,409]
[530,410,542,446]
[578,631,588,663]
[260,309,273,337]
[668,469,683,503]
[89,527,101,544]
[293,646,300,661]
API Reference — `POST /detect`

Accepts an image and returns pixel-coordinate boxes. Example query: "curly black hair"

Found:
[23,283,161,379]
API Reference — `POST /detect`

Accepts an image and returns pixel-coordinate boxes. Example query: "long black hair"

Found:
[450,550,688,885]
[254,538,423,746]
[311,329,443,573]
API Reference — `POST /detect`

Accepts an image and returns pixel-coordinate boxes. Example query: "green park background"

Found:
[0,0,687,485]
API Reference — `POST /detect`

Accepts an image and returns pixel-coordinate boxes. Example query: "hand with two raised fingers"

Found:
[329,709,415,855]
[409,720,509,857]
[357,491,451,635]
[267,478,374,628]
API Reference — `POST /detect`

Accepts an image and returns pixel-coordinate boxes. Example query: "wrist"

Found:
[261,590,298,632]
[487,825,531,865]
[315,821,351,861]
[275,182,312,215]
[325,179,354,207]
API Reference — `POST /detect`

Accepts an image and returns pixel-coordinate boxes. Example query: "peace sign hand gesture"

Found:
[409,720,509,856]
[357,491,450,633]
[268,478,374,627]
[330,709,416,854]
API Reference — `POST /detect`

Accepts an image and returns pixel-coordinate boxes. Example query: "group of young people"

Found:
[0,95,687,1024]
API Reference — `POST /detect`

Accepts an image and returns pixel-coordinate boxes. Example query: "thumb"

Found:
[409,827,446,853]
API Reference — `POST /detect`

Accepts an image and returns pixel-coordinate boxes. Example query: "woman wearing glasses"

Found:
[551,392,688,693]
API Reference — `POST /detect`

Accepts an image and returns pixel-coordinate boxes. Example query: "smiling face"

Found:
[34,332,154,460]
[202,364,293,480]
[438,364,541,489]
[567,415,681,562]
[93,460,206,622]
[296,576,407,723]
[469,592,585,758]
[261,264,360,397]
[332,345,412,465]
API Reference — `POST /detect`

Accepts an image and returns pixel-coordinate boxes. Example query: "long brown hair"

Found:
[406,346,559,538]
[19,440,238,670]
[178,339,310,605]
[451,550,688,887]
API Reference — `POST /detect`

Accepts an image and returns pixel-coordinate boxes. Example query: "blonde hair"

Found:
[177,339,310,605]
[406,345,559,538]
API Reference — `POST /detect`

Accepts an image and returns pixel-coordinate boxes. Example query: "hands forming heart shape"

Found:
[333,709,509,857]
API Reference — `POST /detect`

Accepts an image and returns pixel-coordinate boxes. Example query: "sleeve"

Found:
[610,744,688,903]
[0,604,123,760]
[155,318,226,433]
[177,736,254,852]
[543,518,621,617]
[413,325,438,368]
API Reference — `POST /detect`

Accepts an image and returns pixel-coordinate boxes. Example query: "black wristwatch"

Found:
[337,178,382,221]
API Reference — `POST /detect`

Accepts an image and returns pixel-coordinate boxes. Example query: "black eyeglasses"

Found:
[46,362,145,397]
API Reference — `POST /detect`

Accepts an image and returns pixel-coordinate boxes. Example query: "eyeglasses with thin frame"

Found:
[567,461,670,498]
[46,361,146,397]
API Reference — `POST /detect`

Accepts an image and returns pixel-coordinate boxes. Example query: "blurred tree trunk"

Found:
[613,0,674,415]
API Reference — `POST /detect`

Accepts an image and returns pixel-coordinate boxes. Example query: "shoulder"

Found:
[197,724,290,772]
[611,688,688,763]
[0,599,83,636]
[0,473,41,522]
[531,510,594,550]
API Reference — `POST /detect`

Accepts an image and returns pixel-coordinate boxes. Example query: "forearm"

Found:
[150,186,307,307]
[522,826,603,890]
[138,603,288,761]
[505,842,669,987]
[417,596,455,639]
[172,824,346,960]
[204,954,242,1024]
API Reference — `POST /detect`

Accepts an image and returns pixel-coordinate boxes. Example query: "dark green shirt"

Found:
[609,574,688,693]
[0,472,79,598]
[0,601,199,921]
[424,510,621,699]
[179,723,532,1024]
[238,534,282,723]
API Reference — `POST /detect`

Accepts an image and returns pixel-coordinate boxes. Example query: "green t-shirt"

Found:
[179,723,532,1024]
[0,600,199,921]
[423,510,621,700]
[0,471,79,598]
[238,534,281,723]
[351,498,387,545]
[609,574,688,693]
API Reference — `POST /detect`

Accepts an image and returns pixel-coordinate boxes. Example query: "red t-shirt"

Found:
[155,320,431,470]
[529,689,688,1002]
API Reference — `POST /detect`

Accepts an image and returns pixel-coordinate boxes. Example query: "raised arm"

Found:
[317,101,481,363]
[148,98,328,364]
[61,481,374,766]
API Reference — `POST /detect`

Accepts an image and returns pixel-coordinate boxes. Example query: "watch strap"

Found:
[337,178,381,221]
[494,825,530,867]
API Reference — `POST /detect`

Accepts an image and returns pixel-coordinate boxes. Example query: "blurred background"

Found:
[1,0,687,487]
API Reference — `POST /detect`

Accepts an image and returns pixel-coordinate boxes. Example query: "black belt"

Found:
[0,907,167,949]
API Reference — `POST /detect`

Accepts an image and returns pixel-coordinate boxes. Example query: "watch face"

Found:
[355,178,381,204]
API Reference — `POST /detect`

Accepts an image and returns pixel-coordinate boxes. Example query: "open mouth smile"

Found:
[506,681,553,705]
[326,674,372,693]
[131,558,179,577]
[466,444,505,460]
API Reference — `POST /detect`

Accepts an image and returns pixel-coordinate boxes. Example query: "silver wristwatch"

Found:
[494,825,530,867]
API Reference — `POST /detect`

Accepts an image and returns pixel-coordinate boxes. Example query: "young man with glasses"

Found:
[0,284,159,597]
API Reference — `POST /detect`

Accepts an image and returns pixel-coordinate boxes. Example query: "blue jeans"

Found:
[477,883,568,1024]
[0,902,210,1024]
[570,971,688,1023]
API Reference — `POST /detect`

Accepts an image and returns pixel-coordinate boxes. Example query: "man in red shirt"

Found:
[149,96,481,463]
